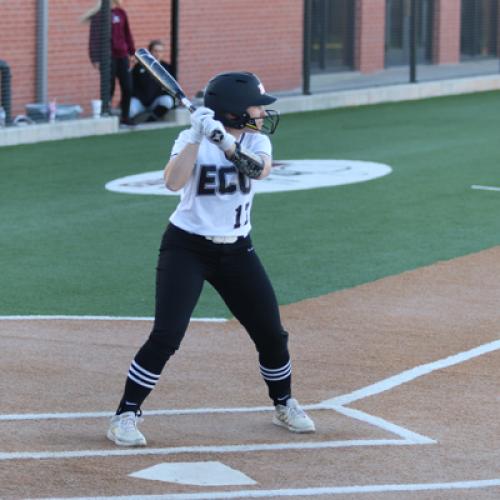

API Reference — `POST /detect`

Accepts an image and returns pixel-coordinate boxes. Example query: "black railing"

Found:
[0,60,12,124]
[99,0,111,115]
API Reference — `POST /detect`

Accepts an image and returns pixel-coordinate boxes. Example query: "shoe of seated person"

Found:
[272,398,315,433]
[119,117,136,127]
[107,411,147,446]
[130,110,152,125]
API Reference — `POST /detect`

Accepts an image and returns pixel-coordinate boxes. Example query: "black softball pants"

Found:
[117,224,291,413]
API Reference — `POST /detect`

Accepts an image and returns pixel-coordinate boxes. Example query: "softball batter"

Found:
[107,71,315,446]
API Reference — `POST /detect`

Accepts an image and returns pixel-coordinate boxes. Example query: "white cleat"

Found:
[273,398,316,433]
[107,411,147,446]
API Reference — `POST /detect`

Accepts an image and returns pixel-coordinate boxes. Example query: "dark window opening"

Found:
[385,0,434,67]
[310,0,355,73]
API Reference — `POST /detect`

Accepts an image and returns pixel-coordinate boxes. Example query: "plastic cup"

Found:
[91,99,102,118]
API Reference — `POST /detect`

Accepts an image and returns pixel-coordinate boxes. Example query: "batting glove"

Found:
[203,117,236,151]
[187,107,214,144]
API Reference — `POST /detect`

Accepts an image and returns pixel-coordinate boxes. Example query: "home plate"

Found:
[129,461,257,486]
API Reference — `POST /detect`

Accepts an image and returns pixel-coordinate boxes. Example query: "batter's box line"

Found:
[0,437,424,462]
[5,335,498,425]
[2,338,499,461]
[0,403,431,444]
[0,400,433,462]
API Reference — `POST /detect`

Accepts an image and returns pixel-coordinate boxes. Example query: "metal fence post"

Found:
[36,0,48,104]
[0,60,12,124]
[409,0,417,83]
[170,0,179,79]
[100,0,111,114]
[303,0,312,95]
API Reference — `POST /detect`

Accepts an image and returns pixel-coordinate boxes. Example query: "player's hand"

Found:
[202,117,236,152]
[187,107,214,144]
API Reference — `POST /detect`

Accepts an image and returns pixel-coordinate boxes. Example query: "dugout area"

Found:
[1,247,500,499]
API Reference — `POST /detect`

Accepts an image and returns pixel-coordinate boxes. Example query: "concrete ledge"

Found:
[167,74,500,120]
[0,116,119,147]
[274,74,500,114]
[1,74,499,147]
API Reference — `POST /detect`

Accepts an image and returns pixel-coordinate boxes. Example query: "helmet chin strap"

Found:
[221,112,249,130]
[221,110,279,135]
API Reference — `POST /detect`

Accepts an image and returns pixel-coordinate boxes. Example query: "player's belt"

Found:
[205,235,239,244]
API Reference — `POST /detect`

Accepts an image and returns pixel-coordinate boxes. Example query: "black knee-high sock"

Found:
[259,358,292,406]
[116,338,175,414]
[117,377,153,414]
[116,358,160,414]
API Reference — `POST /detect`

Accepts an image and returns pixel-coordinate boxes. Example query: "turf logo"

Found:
[105,159,392,196]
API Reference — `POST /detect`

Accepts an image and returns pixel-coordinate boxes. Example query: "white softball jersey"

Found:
[169,130,272,238]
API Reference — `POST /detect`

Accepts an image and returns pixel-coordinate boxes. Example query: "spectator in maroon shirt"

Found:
[82,0,135,125]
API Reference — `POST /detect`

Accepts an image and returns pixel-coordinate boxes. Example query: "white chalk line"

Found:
[0,439,411,462]
[0,406,275,421]
[33,478,500,499]
[5,338,499,457]
[6,338,499,424]
[0,315,227,322]
[0,403,433,460]
[333,405,433,444]
[323,338,500,407]
[0,340,500,500]
[0,404,432,444]
[471,184,500,192]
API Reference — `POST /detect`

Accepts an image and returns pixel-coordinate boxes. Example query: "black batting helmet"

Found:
[204,72,279,134]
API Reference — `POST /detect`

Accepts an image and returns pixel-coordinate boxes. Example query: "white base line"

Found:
[0,439,414,462]
[33,478,500,499]
[323,339,500,407]
[0,315,227,322]
[471,184,500,192]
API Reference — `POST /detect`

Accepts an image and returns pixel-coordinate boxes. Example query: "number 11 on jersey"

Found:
[234,202,250,228]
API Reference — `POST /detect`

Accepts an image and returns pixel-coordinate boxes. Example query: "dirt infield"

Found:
[1,247,500,499]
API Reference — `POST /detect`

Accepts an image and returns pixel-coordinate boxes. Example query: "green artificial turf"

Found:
[1,90,499,317]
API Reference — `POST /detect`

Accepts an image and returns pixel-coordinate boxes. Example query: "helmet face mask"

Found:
[204,72,280,135]
[243,109,280,135]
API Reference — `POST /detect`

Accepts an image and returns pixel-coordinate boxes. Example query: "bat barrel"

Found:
[135,47,196,112]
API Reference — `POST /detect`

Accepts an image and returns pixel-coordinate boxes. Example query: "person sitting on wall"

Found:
[130,40,176,123]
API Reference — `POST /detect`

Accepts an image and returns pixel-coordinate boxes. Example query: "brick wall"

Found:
[47,1,100,117]
[0,0,300,119]
[0,0,493,120]
[0,0,37,117]
[177,0,303,97]
[355,0,386,73]
[49,0,172,116]
[433,0,461,64]
[0,0,172,117]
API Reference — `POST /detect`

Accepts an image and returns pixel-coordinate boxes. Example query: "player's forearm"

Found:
[164,143,199,191]
[257,155,272,179]
[225,144,271,180]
